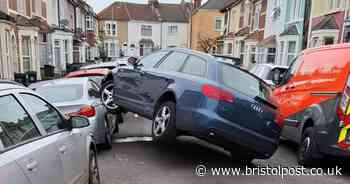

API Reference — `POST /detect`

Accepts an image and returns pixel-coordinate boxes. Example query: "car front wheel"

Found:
[89,149,101,184]
[101,81,119,113]
[152,101,177,144]
[298,127,321,167]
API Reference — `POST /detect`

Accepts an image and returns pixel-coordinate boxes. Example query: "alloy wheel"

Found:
[102,83,118,110]
[153,106,171,137]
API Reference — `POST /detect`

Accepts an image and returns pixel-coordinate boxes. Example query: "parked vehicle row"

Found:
[0,81,100,184]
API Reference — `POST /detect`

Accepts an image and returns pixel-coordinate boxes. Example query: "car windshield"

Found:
[220,63,271,102]
[35,85,84,103]
[250,65,271,79]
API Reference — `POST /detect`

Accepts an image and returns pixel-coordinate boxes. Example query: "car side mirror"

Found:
[272,71,284,86]
[68,116,90,129]
[128,56,139,67]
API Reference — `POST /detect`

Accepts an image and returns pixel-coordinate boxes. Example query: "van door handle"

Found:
[59,145,67,154]
[26,160,38,171]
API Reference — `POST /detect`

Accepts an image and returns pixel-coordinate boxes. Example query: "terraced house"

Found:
[98,0,191,58]
[0,0,98,80]
[220,0,311,67]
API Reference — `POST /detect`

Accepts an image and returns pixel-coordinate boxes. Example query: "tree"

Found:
[197,34,219,53]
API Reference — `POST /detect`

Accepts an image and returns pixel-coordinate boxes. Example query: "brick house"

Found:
[190,0,231,53]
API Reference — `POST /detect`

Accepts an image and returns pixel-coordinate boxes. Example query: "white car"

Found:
[250,64,288,86]
[0,81,101,184]
[81,58,131,70]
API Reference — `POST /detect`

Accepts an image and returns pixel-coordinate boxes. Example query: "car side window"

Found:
[88,81,100,98]
[140,51,169,68]
[282,55,303,85]
[20,94,65,134]
[181,55,207,77]
[0,95,41,149]
[158,52,188,72]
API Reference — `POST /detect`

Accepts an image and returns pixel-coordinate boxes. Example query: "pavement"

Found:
[98,113,350,184]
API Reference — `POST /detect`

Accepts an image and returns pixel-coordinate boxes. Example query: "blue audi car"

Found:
[112,48,282,162]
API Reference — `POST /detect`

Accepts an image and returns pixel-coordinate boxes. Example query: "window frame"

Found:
[18,92,68,136]
[141,25,152,37]
[0,92,43,153]
[180,54,208,78]
[214,16,223,31]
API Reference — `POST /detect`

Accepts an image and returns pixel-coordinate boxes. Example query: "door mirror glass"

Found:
[69,116,90,129]
[272,70,283,86]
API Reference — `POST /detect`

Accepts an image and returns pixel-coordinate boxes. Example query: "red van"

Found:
[273,43,350,166]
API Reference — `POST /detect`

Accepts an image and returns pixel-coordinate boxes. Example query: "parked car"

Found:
[30,78,117,149]
[273,43,350,166]
[80,59,131,113]
[112,48,283,162]
[0,81,100,184]
[213,55,242,66]
[80,58,130,70]
[250,64,288,87]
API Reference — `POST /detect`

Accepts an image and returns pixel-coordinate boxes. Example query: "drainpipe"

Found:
[57,0,61,27]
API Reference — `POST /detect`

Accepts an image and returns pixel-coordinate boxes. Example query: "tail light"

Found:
[337,75,350,122]
[69,105,96,118]
[202,84,234,103]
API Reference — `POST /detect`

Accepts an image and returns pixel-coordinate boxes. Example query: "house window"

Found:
[86,16,92,31]
[267,48,276,63]
[287,41,296,65]
[256,47,264,63]
[104,22,117,35]
[141,25,152,36]
[287,0,303,21]
[324,37,335,45]
[168,25,178,34]
[32,0,36,13]
[312,37,319,47]
[250,46,256,64]
[215,17,223,31]
[239,41,245,61]
[279,41,284,64]
[329,0,341,10]
[64,40,69,64]
[110,43,116,57]
[22,36,31,72]
[252,3,261,31]
[227,43,233,55]
[9,0,17,11]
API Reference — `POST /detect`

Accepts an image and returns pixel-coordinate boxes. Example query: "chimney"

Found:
[193,0,202,9]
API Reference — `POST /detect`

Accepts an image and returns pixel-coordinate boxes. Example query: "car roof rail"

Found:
[0,80,25,86]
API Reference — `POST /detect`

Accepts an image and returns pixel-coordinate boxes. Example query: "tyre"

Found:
[298,127,321,167]
[101,81,119,113]
[152,101,177,144]
[89,149,101,184]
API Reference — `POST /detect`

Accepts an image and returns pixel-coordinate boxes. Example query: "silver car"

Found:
[30,78,117,148]
[0,81,100,184]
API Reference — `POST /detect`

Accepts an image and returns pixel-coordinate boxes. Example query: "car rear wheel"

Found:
[152,101,177,144]
[101,81,119,113]
[89,149,101,184]
[298,128,320,167]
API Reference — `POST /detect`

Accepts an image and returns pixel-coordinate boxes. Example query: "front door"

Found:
[0,93,64,184]
[18,93,85,184]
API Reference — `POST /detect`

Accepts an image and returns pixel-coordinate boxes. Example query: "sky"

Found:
[86,0,204,13]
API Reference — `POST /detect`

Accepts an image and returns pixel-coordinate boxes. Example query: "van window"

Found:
[0,95,40,149]
[281,55,303,85]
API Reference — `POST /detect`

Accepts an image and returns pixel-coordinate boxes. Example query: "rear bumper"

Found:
[88,116,106,144]
[177,108,280,159]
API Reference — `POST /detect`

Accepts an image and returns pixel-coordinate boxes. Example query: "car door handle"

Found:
[26,160,38,171]
[59,145,67,154]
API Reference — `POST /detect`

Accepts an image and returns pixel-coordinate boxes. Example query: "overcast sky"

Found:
[86,0,204,13]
